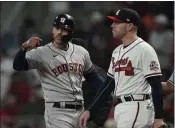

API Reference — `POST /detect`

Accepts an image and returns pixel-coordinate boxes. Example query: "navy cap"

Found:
[107,8,140,27]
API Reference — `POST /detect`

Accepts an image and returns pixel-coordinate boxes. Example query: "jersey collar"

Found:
[48,41,73,55]
[122,37,143,50]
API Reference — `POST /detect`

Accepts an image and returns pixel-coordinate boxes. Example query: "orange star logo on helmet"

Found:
[60,17,66,23]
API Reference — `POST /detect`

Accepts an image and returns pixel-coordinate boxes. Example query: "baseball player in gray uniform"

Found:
[162,71,174,94]
[13,14,104,128]
[167,71,174,86]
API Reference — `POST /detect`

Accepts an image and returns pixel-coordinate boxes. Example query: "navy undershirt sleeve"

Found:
[13,48,29,71]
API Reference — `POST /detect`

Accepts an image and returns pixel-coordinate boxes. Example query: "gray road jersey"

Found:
[168,71,174,85]
[25,41,92,102]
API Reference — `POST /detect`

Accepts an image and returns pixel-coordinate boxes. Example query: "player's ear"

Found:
[127,23,134,31]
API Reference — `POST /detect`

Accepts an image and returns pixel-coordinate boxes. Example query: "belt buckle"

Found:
[131,94,145,101]
[75,102,77,109]
[60,102,65,108]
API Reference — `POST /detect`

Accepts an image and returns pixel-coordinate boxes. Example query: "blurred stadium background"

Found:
[0,1,174,128]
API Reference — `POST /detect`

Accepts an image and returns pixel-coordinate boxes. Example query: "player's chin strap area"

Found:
[113,94,151,105]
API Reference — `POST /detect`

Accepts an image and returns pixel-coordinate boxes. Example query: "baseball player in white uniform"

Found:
[80,8,167,128]
[13,14,104,128]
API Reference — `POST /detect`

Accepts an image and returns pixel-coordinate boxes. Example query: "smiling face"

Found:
[52,27,68,44]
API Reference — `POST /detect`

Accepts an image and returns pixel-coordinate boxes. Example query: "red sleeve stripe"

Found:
[144,72,162,78]
[107,72,114,78]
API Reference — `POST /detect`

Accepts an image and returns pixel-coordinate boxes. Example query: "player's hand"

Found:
[22,37,42,51]
[79,110,90,128]
[154,119,167,128]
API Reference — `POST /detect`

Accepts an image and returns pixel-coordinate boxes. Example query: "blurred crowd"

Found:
[0,1,174,128]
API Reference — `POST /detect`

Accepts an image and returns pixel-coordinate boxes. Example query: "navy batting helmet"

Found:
[53,14,75,43]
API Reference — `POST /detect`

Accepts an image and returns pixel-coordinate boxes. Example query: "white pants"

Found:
[44,102,84,128]
[114,100,154,128]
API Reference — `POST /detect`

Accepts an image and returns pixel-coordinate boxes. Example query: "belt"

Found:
[52,102,83,110]
[114,94,151,105]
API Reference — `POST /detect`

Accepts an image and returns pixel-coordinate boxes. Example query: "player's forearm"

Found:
[86,76,115,113]
[147,76,163,119]
[13,48,29,71]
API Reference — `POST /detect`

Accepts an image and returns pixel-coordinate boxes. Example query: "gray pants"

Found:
[44,102,84,128]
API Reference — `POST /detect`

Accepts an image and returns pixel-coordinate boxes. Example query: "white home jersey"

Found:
[25,42,92,102]
[107,37,162,96]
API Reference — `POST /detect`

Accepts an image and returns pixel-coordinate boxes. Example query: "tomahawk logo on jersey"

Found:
[111,57,134,76]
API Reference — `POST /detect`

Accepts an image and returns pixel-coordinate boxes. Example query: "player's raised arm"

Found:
[13,37,42,71]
